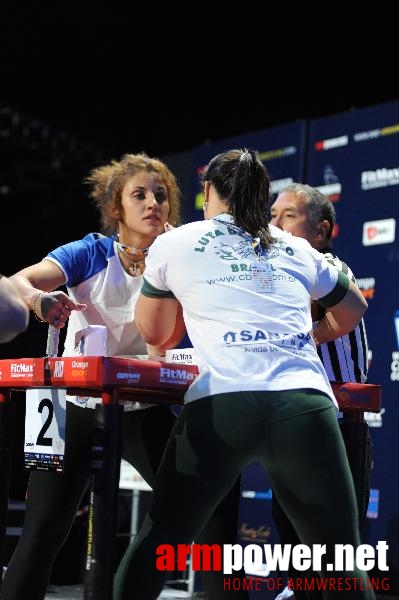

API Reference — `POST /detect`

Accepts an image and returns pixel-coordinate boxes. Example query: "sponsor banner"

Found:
[189,121,305,221]
[0,358,43,386]
[102,357,198,391]
[305,100,399,584]
[48,356,103,386]
[0,356,198,392]
[362,218,396,246]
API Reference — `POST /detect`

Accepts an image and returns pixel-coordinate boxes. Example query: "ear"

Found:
[111,205,122,221]
[316,220,330,240]
[204,181,210,203]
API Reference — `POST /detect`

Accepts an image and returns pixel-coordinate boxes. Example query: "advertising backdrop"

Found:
[189,121,306,223]
[305,100,399,585]
[163,103,399,597]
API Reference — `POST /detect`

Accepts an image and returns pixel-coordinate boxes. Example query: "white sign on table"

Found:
[24,387,67,472]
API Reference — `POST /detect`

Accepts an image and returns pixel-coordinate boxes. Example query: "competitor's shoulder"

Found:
[47,233,114,286]
[80,232,113,249]
[57,233,113,255]
[323,251,352,277]
[269,225,313,251]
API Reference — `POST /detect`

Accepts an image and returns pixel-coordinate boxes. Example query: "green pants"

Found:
[114,389,376,600]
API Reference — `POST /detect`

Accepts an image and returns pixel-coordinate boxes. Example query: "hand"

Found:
[33,291,87,328]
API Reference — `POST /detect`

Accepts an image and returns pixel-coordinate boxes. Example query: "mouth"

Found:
[144,216,163,227]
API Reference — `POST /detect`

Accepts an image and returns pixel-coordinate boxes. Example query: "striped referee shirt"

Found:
[316,251,369,383]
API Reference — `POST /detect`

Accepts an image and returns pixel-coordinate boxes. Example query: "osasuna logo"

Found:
[362,219,396,246]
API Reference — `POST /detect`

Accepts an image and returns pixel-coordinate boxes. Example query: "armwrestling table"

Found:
[0,356,381,599]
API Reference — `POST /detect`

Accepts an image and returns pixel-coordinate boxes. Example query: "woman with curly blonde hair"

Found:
[1,153,180,600]
[4,152,247,600]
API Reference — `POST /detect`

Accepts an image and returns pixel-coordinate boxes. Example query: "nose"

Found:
[146,192,158,207]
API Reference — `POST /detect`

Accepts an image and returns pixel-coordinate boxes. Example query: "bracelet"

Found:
[32,292,46,323]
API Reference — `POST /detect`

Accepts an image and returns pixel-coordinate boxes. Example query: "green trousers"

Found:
[114,389,376,600]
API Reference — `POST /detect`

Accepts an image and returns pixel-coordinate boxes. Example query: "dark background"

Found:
[2,6,397,158]
[1,6,397,355]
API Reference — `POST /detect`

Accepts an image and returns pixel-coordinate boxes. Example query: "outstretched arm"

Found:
[10,260,86,329]
[0,274,30,343]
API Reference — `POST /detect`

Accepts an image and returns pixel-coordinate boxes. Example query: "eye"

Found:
[155,192,168,204]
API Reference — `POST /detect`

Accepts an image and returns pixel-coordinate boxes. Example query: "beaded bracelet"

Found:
[32,292,46,323]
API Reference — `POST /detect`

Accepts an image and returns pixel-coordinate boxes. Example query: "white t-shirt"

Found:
[47,232,151,409]
[141,216,349,408]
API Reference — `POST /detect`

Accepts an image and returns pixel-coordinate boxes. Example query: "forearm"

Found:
[313,281,367,346]
[145,306,186,357]
[0,276,29,342]
[313,311,358,345]
[9,270,86,328]
[10,261,67,308]
[135,296,186,349]
[9,274,44,309]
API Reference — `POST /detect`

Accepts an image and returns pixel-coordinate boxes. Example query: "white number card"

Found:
[24,388,67,472]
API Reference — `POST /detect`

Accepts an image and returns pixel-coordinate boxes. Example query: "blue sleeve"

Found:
[47,233,111,287]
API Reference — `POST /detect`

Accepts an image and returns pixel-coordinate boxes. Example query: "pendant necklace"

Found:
[126,259,145,277]
[115,237,149,277]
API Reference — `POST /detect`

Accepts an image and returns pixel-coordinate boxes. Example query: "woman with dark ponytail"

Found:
[117,148,373,599]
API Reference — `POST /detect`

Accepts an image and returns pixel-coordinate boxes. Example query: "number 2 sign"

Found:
[24,388,67,473]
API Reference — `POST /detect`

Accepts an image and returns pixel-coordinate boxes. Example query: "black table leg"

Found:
[0,392,14,589]
[84,400,124,600]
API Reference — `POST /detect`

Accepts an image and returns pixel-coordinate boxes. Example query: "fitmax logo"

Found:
[159,368,196,381]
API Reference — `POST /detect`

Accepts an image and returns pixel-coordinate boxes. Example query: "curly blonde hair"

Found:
[85,153,181,235]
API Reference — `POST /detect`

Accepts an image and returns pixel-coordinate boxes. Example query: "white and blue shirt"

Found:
[46,232,148,408]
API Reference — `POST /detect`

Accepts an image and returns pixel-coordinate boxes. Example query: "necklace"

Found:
[127,261,145,277]
[118,249,146,277]
[114,238,151,257]
[114,236,150,277]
